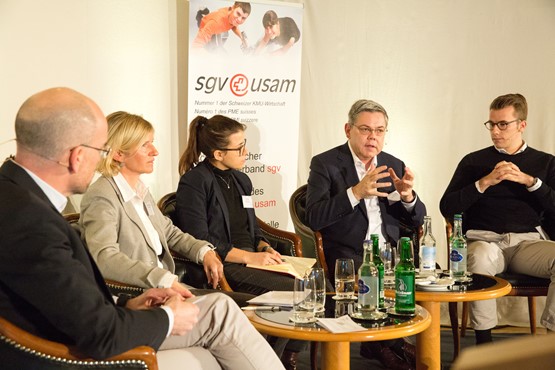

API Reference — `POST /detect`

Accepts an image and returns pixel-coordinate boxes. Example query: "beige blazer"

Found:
[79,176,210,289]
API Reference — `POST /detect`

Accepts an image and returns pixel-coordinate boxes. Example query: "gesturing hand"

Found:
[389,167,415,202]
[352,164,392,200]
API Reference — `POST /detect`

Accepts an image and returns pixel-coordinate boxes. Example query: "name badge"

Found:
[242,195,254,208]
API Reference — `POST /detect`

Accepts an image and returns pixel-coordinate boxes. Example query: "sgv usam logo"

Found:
[195,73,297,97]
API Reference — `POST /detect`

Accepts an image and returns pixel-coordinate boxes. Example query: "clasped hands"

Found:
[478,160,535,192]
[352,164,415,203]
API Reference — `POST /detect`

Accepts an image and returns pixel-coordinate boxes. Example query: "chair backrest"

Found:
[0,315,158,370]
[157,192,178,224]
[289,184,329,279]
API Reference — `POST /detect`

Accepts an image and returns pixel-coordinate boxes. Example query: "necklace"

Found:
[215,174,231,189]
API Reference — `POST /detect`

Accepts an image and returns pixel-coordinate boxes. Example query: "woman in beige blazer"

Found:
[79,111,223,294]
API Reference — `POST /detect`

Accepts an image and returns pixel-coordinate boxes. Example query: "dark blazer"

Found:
[306,143,426,276]
[0,160,167,359]
[175,159,266,261]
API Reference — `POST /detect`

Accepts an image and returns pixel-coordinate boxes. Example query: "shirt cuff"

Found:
[475,180,484,194]
[158,273,178,289]
[527,177,542,192]
[346,187,360,208]
[198,245,216,264]
[160,306,174,337]
[401,194,418,212]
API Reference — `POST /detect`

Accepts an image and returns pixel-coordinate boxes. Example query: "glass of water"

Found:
[334,258,355,299]
[290,275,315,323]
[303,267,326,313]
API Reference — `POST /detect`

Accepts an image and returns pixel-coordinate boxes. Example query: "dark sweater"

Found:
[440,146,555,236]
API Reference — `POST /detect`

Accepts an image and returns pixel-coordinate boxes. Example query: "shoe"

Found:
[398,341,416,364]
[280,350,298,370]
[375,346,415,370]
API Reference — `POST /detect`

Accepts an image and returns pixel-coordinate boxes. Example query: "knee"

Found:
[467,241,499,273]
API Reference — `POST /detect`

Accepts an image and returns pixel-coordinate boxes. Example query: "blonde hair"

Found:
[97,111,154,176]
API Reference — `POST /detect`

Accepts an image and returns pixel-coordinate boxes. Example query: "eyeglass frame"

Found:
[351,124,388,137]
[74,144,112,159]
[483,119,520,131]
[217,139,247,155]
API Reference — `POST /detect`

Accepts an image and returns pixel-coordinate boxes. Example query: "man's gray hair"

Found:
[347,99,389,126]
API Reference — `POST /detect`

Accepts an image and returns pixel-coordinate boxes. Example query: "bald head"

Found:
[15,87,104,161]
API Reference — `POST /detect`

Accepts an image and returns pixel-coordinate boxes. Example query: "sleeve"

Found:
[175,172,234,260]
[80,184,174,289]
[305,155,357,231]
[2,199,168,359]
[439,154,485,220]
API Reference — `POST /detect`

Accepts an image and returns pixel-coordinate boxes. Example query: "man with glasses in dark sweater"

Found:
[440,93,555,344]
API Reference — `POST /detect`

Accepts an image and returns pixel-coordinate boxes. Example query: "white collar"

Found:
[494,141,527,155]
[113,173,148,202]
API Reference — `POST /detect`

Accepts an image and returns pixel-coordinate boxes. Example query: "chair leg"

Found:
[448,302,461,360]
[461,302,469,337]
[310,341,318,370]
[527,296,537,335]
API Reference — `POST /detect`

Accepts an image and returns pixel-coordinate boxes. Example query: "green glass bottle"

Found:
[395,237,415,314]
[371,234,385,308]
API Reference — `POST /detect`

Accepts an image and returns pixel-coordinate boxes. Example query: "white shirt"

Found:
[113,173,178,289]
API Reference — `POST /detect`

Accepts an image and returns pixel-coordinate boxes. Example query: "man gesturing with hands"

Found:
[306,99,426,369]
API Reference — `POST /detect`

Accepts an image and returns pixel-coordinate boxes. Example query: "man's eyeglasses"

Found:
[217,139,247,155]
[76,144,112,159]
[483,119,520,131]
[352,125,387,137]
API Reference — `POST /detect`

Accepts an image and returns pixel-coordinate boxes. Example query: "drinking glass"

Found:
[382,242,395,289]
[303,267,326,313]
[334,258,355,299]
[290,275,315,323]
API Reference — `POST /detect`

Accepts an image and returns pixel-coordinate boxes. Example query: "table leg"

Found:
[417,301,441,370]
[321,341,350,370]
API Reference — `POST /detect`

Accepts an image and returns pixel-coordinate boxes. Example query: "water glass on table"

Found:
[334,258,355,299]
[290,275,316,323]
[303,267,326,314]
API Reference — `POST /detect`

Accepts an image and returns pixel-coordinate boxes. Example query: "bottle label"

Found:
[358,277,378,307]
[450,249,464,262]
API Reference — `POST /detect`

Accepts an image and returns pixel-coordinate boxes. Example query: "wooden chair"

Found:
[288,184,328,279]
[0,315,157,370]
[445,218,550,359]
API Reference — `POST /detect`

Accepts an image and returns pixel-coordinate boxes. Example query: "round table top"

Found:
[385,273,512,303]
[244,303,431,342]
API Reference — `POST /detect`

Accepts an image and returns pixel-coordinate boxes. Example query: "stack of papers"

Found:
[316,315,367,333]
[247,291,294,307]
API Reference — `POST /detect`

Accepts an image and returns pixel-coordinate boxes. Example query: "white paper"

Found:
[316,315,367,333]
[247,291,294,307]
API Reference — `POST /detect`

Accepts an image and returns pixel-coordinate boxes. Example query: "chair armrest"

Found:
[0,316,158,369]
[171,252,233,292]
[256,217,302,257]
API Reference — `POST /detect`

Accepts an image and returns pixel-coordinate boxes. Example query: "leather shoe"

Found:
[378,347,415,370]
[280,350,298,370]
[397,341,416,364]
[361,344,414,370]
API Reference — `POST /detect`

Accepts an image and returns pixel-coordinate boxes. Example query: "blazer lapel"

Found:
[337,144,368,220]
[107,177,160,256]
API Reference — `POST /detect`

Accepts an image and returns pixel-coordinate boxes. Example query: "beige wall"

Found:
[2,0,555,276]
